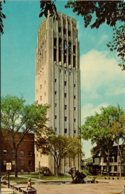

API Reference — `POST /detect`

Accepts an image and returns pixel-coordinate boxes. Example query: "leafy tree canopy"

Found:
[1,95,48,177]
[36,132,81,176]
[1,95,48,134]
[81,105,125,144]
[0,0,6,34]
[81,105,125,175]
[65,1,125,71]
[107,25,125,70]
[39,0,58,18]
[65,0,125,28]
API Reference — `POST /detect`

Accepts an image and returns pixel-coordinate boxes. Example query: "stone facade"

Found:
[35,13,81,174]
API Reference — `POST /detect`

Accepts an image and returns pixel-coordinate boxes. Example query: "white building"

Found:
[35,13,81,174]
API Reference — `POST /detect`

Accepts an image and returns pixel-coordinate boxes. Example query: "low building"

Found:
[0,132,35,173]
[93,145,125,176]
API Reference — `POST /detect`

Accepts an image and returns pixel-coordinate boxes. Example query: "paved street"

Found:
[34,179,125,194]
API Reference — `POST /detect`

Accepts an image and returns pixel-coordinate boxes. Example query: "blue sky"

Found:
[2,0,125,158]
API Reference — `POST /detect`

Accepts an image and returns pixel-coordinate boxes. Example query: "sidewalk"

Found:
[1,188,14,194]
[34,179,125,194]
[3,177,125,194]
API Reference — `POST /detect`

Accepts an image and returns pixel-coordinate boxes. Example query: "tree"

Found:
[81,105,125,176]
[0,0,6,34]
[65,1,125,70]
[36,133,81,176]
[39,0,58,18]
[65,1,125,29]
[1,95,48,177]
[107,25,125,71]
[110,114,125,176]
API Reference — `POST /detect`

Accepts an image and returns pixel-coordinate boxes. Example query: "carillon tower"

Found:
[35,12,81,173]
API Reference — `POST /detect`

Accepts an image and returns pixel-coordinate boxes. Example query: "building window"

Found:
[59,38,62,62]
[114,166,117,171]
[55,79,57,82]
[64,93,67,98]
[64,105,67,110]
[3,160,6,165]
[109,166,112,172]
[64,128,67,133]
[63,28,66,35]
[68,30,71,36]
[74,118,76,122]
[12,160,15,165]
[28,152,33,156]
[104,157,107,163]
[74,83,76,87]
[28,160,32,166]
[20,151,24,156]
[74,95,76,99]
[40,84,42,89]
[58,27,61,33]
[74,107,76,110]
[3,150,7,154]
[55,115,57,119]
[68,54,71,65]
[74,130,76,134]
[73,55,76,67]
[54,48,56,61]
[64,116,67,121]
[73,45,76,53]
[55,103,57,107]
[64,81,67,86]
[54,38,57,47]
[40,96,42,101]
[55,91,57,95]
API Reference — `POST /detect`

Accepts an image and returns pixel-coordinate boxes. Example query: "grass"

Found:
[7,174,71,184]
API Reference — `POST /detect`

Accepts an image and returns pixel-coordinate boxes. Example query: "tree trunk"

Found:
[118,143,122,177]
[14,149,18,178]
[107,150,110,176]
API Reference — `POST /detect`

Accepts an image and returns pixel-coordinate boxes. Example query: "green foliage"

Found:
[1,95,48,134]
[65,1,125,70]
[36,133,81,176]
[81,105,125,143]
[39,0,58,18]
[107,25,125,70]
[65,1,125,28]
[1,95,48,177]
[81,105,125,175]
[0,0,6,34]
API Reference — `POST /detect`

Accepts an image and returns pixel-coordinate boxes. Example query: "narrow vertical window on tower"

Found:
[54,38,57,61]
[54,48,56,61]
[73,45,76,54]
[63,40,67,63]
[59,38,62,62]
[73,55,76,67]
[68,42,71,65]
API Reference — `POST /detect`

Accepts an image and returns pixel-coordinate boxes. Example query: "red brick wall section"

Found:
[1,132,35,172]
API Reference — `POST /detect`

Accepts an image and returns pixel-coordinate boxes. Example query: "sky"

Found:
[1,0,125,158]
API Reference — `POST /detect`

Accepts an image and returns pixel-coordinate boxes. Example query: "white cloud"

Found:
[80,49,125,97]
[106,86,125,96]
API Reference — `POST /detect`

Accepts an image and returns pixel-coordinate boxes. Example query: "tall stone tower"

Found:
[35,13,81,173]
